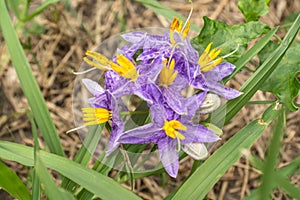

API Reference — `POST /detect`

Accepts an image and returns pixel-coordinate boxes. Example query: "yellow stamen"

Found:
[169,17,191,45]
[84,50,139,81]
[159,59,178,88]
[84,50,112,71]
[170,17,179,32]
[169,1,193,45]
[198,42,223,72]
[82,108,112,126]
[163,120,186,140]
[182,21,190,39]
[112,54,139,81]
[177,20,183,32]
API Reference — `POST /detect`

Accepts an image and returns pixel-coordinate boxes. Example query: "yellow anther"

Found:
[170,17,179,31]
[159,59,178,88]
[84,50,139,81]
[198,42,223,72]
[84,50,112,71]
[177,20,183,32]
[163,120,186,140]
[112,54,139,81]
[182,21,190,39]
[82,108,112,126]
[170,17,191,44]
[201,57,223,72]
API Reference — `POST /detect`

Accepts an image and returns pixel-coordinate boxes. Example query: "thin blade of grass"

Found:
[0,0,64,156]
[0,141,142,200]
[26,110,41,200]
[278,155,300,176]
[259,108,285,199]
[0,160,31,200]
[213,14,300,127]
[170,103,281,200]
[275,174,300,200]
[61,125,104,191]
[35,154,76,200]
[24,0,59,22]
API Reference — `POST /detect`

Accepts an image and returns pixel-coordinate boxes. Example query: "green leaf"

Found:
[223,27,279,83]
[170,104,281,200]
[0,160,31,200]
[35,154,76,200]
[0,0,64,156]
[238,0,269,22]
[260,44,300,111]
[133,0,200,32]
[191,16,270,63]
[0,141,142,200]
[212,14,300,127]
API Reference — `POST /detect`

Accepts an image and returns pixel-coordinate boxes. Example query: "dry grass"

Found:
[0,0,299,199]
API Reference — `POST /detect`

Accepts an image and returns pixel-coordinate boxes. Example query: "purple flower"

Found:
[203,62,242,99]
[117,104,220,178]
[192,42,242,99]
[104,56,163,104]
[82,79,124,156]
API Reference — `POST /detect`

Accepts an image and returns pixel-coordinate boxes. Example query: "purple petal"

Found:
[82,79,105,96]
[204,62,235,81]
[137,82,163,105]
[121,32,146,43]
[163,87,187,115]
[117,123,162,144]
[191,68,209,91]
[185,92,207,118]
[183,123,220,144]
[106,119,124,156]
[169,74,188,92]
[149,104,166,127]
[206,80,242,100]
[158,138,179,178]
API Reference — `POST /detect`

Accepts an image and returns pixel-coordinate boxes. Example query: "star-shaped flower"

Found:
[117,104,220,178]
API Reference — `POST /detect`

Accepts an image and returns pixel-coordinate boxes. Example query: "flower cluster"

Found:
[73,16,241,178]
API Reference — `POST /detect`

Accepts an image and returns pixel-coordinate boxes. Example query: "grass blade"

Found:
[24,0,60,22]
[26,110,41,200]
[0,141,142,200]
[61,125,104,191]
[278,155,300,176]
[275,174,300,199]
[0,0,64,156]
[170,103,281,200]
[35,154,76,200]
[259,108,285,199]
[0,160,31,200]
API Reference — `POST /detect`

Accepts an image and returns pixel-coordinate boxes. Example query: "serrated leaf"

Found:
[238,0,269,22]
[260,44,300,111]
[191,17,270,63]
